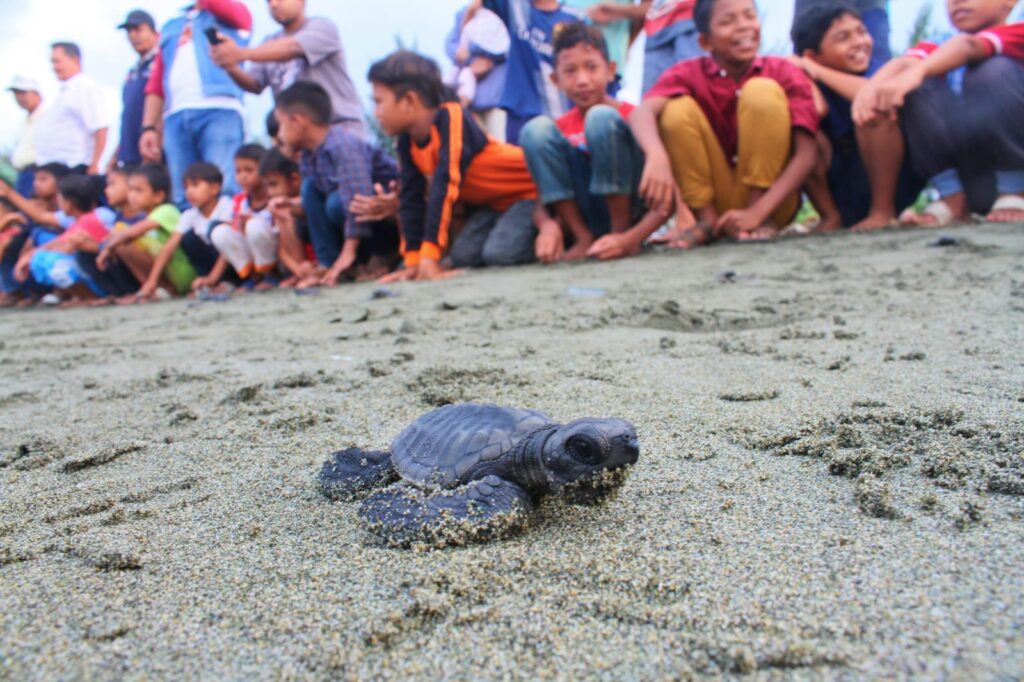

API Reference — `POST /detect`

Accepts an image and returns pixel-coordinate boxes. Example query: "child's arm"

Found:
[870,34,995,118]
[138,231,183,298]
[0,184,62,228]
[803,60,869,103]
[629,96,677,216]
[717,130,817,235]
[588,2,651,25]
[417,107,468,279]
[13,238,37,283]
[852,56,921,126]
[99,218,159,267]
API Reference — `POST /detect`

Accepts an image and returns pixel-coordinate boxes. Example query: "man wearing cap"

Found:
[113,10,160,169]
[139,0,253,206]
[33,42,111,176]
[6,76,45,196]
[208,0,367,138]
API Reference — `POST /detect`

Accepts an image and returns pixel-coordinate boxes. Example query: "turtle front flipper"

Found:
[359,476,534,547]
[318,448,397,501]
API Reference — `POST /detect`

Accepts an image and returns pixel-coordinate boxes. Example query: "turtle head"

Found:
[542,418,639,504]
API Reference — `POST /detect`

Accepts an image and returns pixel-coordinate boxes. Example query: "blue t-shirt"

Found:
[484,0,583,118]
[119,50,158,165]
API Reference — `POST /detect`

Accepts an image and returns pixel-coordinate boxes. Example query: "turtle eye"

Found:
[566,435,603,464]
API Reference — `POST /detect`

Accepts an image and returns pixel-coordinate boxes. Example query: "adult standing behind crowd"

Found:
[6,77,45,197]
[209,0,368,139]
[139,0,253,206]
[112,10,160,169]
[34,43,110,176]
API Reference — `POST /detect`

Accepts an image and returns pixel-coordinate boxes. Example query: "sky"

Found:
[0,0,957,163]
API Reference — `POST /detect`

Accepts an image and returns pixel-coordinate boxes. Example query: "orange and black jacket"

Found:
[397,102,537,266]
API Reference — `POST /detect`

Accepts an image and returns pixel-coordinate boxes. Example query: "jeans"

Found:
[76,252,139,297]
[163,108,244,207]
[15,167,35,198]
[448,200,537,268]
[902,57,1024,213]
[520,105,644,237]
[302,180,400,268]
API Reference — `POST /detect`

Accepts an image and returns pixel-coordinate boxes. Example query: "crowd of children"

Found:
[1,0,1021,307]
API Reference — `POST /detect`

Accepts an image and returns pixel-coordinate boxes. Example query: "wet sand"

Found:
[1,224,1023,679]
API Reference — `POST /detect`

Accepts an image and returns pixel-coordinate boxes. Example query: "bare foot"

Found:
[666,222,715,250]
[561,240,593,261]
[815,213,843,232]
[851,212,896,232]
[737,226,780,242]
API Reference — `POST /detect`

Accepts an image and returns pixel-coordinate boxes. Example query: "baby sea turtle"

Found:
[318,403,639,547]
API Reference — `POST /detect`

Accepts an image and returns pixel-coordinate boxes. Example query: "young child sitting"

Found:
[137,163,237,300]
[519,23,667,262]
[75,167,145,300]
[446,2,511,139]
[13,175,111,306]
[853,0,1024,225]
[484,0,584,142]
[98,164,192,302]
[369,51,539,281]
[630,0,819,246]
[274,82,401,287]
[198,149,289,291]
[790,2,922,231]
[258,148,318,288]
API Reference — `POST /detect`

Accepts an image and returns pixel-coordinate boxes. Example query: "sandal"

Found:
[987,194,1024,223]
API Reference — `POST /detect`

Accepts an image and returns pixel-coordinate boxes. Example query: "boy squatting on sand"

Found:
[630,0,820,247]
[853,0,1024,226]
[519,22,676,262]
[789,2,923,231]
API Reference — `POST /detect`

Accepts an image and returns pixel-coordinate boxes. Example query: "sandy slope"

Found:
[1,224,1022,680]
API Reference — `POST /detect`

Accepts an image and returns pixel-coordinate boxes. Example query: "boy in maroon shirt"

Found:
[630,0,819,246]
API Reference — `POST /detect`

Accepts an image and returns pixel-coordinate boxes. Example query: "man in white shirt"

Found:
[6,76,45,196]
[33,43,111,175]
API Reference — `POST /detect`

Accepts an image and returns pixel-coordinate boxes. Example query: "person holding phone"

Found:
[138,0,254,207]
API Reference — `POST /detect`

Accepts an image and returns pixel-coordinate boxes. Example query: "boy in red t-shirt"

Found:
[854,0,1024,226]
[520,22,672,262]
[631,0,819,247]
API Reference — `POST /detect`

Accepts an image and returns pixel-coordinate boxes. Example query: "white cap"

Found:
[7,76,41,93]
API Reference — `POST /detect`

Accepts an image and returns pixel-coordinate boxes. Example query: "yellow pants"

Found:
[659,77,799,226]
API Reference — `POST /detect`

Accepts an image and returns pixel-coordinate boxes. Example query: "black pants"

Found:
[76,252,139,297]
[902,56,1024,214]
[181,230,242,284]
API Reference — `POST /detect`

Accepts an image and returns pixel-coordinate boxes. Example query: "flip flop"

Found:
[987,195,1024,223]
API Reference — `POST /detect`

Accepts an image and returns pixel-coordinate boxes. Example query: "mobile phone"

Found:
[205,27,223,45]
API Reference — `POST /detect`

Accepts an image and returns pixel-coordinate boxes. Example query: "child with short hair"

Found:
[13,175,111,305]
[789,2,922,230]
[631,0,819,246]
[520,23,667,262]
[197,148,285,290]
[853,0,1024,225]
[98,164,192,301]
[0,163,76,303]
[74,167,145,299]
[483,0,585,143]
[260,147,317,287]
[369,51,539,281]
[275,81,401,287]
[135,162,235,299]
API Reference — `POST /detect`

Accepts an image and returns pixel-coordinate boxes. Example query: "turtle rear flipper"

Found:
[359,476,534,547]
[318,448,397,501]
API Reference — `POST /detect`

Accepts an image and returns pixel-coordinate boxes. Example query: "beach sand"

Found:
[1,224,1022,680]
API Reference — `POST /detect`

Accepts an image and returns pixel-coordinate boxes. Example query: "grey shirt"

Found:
[247,17,368,138]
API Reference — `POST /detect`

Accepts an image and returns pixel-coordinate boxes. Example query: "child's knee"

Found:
[658,96,703,138]
[519,116,562,152]
[583,104,624,140]
[738,78,787,117]
[965,56,1022,93]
